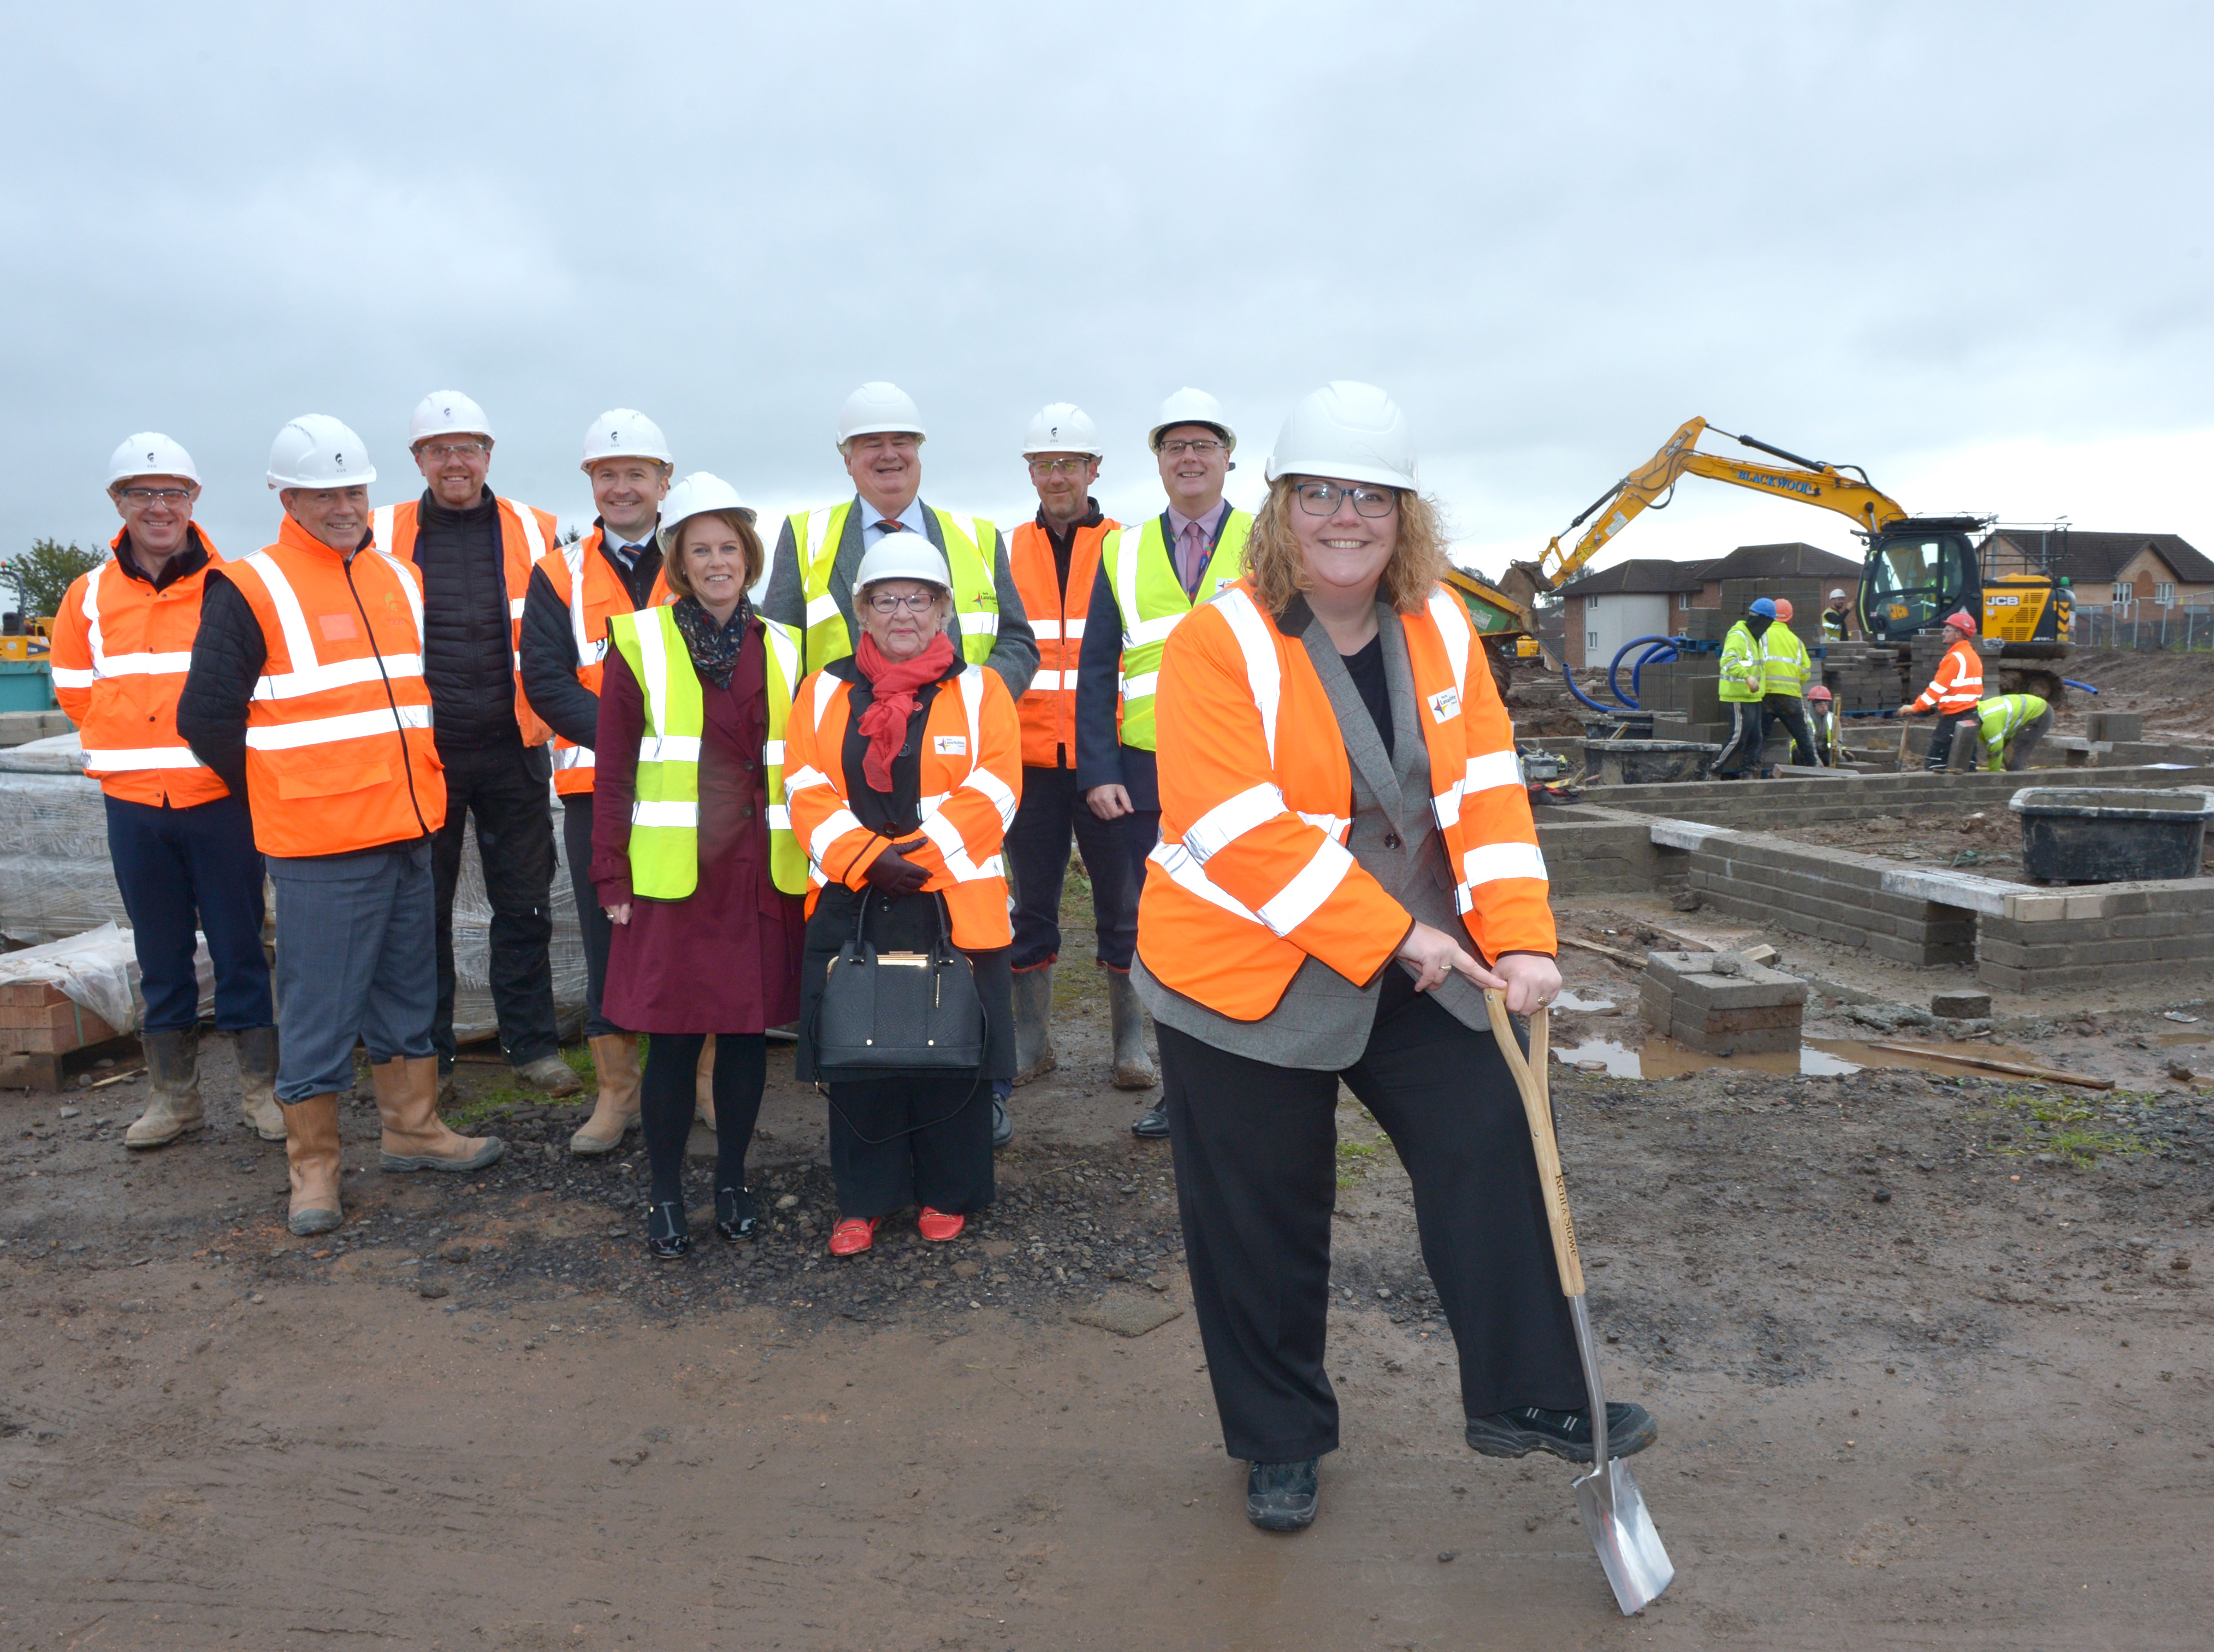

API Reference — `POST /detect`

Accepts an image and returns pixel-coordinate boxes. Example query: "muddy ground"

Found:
[4,891,2213,1649]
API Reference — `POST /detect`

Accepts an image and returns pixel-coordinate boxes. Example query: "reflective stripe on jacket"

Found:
[51,529,229,807]
[782,660,1022,950]
[785,502,1001,674]
[1718,620,1766,702]
[1760,623,1812,696]
[531,529,674,796]
[223,516,446,857]
[1007,517,1116,768]
[605,604,806,899]
[1970,693,2049,769]
[1910,638,1984,714]
[1098,510,1252,751]
[1136,579,1553,1023]
[372,495,556,747]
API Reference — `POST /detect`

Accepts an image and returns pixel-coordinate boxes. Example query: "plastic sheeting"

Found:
[0,920,211,1034]
[0,736,586,1043]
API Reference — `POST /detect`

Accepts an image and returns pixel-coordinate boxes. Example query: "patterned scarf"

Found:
[671,595,749,689]
[854,630,957,792]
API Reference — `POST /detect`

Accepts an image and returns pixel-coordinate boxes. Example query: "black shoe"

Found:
[1130,1100,1170,1140]
[1245,1458,1318,1531]
[646,1200,690,1259]
[714,1185,757,1241]
[1465,1402,1657,1464]
[991,1095,1013,1151]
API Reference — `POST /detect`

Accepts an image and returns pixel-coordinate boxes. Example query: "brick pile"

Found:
[0,980,126,1090]
[1641,949,1807,1053]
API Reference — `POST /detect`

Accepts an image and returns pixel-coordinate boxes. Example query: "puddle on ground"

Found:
[1552,1035,2075,1082]
[2157,1031,2212,1046]
[1553,991,1617,1013]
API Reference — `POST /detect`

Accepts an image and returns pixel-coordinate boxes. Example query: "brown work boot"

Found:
[233,1025,286,1142]
[1106,969,1158,1090]
[372,1056,505,1173]
[283,1093,344,1235]
[570,1033,641,1156]
[514,1051,583,1097]
[125,1026,204,1148]
[695,1034,717,1131]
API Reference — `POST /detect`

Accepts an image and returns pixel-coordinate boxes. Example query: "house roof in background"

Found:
[1982,529,2214,587]
[1699,541,1864,581]
[1558,556,1713,596]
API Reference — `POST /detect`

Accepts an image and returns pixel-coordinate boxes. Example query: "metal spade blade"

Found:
[1575,1455,1676,1616]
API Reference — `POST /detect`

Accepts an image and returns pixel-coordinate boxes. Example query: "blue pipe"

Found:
[1561,660,1612,713]
[2063,678,2099,695]
[1629,641,1679,707]
[1603,633,1665,704]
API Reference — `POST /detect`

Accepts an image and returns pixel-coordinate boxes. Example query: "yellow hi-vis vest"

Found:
[786,501,1000,674]
[1760,623,1812,696]
[1099,509,1253,750]
[1969,693,2049,771]
[606,606,806,899]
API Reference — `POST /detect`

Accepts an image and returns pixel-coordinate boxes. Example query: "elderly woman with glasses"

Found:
[1131,383,1657,1534]
[784,536,1021,1257]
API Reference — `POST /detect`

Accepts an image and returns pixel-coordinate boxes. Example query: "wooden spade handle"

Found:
[1484,990,1585,1298]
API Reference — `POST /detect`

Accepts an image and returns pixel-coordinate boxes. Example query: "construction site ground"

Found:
[3,875,2210,1650]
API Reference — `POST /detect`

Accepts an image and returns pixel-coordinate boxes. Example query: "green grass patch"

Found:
[1976,1087,2156,1165]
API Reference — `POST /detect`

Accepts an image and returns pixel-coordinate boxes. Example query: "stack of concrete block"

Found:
[1821,641,1903,713]
[1976,880,2214,993]
[2085,711,2142,744]
[1641,950,1807,1053]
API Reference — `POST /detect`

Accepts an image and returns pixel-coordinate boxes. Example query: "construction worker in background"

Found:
[1821,588,1851,642]
[1708,597,1774,779]
[1759,597,1820,768]
[177,416,504,1237]
[1901,610,1984,772]
[1947,692,2053,773]
[762,382,1038,691]
[1806,683,1841,767]
[1001,404,1143,1136]
[372,392,577,1103]
[519,410,675,1156]
[52,435,281,1150]
[1076,388,1252,1134]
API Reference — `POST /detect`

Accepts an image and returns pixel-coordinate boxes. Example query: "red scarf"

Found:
[854,630,957,792]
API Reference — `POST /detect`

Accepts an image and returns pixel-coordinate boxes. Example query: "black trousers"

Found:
[561,792,623,1039]
[432,739,559,1067]
[640,1031,765,1205]
[103,793,271,1033]
[1710,702,1763,777]
[1762,695,1822,766]
[1161,981,1585,1465]
[1006,766,1141,971]
[1925,712,1963,771]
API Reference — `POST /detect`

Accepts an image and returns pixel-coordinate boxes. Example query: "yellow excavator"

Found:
[1447,417,2069,687]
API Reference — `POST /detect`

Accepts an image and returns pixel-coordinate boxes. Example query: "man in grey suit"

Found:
[762,381,1037,694]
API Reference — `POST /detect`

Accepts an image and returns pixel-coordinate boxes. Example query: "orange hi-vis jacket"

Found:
[1007,516,1116,769]
[531,528,676,797]
[222,516,447,858]
[1138,580,1554,1023]
[372,495,557,747]
[51,526,230,808]
[783,661,1023,950]
[1909,637,1985,715]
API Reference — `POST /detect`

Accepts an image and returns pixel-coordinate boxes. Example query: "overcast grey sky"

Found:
[6,2,2209,585]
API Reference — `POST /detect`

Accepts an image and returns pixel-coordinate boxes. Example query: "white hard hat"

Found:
[1265,381,1418,490]
[108,432,199,488]
[1828,588,1848,600]
[1149,387,1236,453]
[409,390,493,447]
[655,472,758,553]
[580,408,673,470]
[267,415,376,490]
[853,533,952,593]
[1022,402,1103,458]
[838,382,927,445]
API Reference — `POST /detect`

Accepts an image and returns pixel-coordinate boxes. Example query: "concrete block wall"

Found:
[1536,810,1670,896]
[1679,831,1978,964]
[1975,879,2214,992]
[1590,766,2214,832]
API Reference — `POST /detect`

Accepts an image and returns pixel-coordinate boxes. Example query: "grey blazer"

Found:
[763,496,1039,696]
[1135,597,1487,1070]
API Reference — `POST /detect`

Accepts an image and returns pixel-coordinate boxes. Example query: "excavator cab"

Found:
[1859,518,1981,644]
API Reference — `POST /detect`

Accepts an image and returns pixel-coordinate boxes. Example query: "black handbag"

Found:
[811,891,986,1078]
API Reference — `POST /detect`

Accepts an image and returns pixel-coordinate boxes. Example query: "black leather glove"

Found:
[864,840,931,895]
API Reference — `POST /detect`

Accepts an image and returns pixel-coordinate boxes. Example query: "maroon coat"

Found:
[591,614,804,1034]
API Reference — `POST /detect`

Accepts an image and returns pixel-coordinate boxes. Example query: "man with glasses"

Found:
[372,392,577,1101]
[762,382,1037,691]
[51,435,281,1150]
[1001,405,1143,1130]
[1076,387,1253,1132]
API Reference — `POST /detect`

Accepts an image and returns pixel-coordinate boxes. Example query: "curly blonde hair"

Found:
[1243,476,1451,617]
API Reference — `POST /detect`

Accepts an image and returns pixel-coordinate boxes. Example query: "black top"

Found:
[1340,631,1394,757]
[115,526,210,593]
[411,487,518,751]
[825,652,967,842]
[1037,498,1105,595]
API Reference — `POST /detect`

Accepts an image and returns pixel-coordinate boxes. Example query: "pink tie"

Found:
[1179,521,1207,596]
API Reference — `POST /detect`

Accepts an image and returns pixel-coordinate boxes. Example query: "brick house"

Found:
[1980,529,2214,612]
[1558,559,1709,670]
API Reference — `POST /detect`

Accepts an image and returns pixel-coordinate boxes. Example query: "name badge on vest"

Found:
[1426,686,1460,724]
[933,735,968,756]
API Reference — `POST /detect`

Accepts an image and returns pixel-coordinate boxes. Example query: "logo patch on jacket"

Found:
[1426,687,1460,723]
[933,735,968,756]
[317,613,359,642]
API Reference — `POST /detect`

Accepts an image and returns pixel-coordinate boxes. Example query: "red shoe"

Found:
[917,1206,966,1242]
[828,1216,881,1256]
